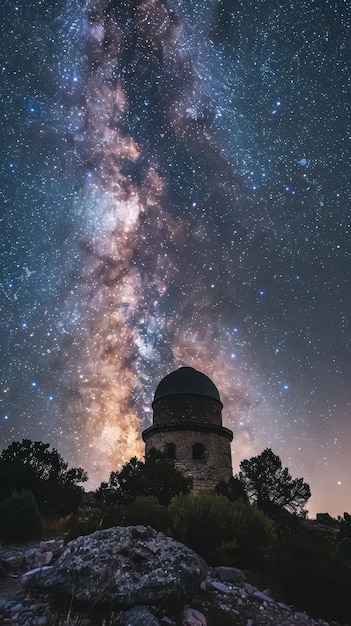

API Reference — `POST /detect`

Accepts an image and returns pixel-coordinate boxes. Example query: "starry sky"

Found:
[1,0,350,518]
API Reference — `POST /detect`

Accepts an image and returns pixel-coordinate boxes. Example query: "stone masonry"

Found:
[142,368,233,492]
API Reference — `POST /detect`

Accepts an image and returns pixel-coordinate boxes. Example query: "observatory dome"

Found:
[153,366,221,405]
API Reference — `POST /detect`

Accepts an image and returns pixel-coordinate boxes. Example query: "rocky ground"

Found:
[0,526,346,626]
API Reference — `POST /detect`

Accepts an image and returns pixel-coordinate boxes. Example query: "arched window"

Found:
[165,443,176,460]
[192,443,205,460]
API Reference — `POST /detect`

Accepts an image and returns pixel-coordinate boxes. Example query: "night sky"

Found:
[1,0,350,518]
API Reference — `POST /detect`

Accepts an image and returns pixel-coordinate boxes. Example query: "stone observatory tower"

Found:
[142,366,233,492]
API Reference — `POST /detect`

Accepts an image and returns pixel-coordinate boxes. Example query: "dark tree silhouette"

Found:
[96,448,192,506]
[0,439,88,516]
[238,448,311,515]
[0,490,42,543]
[337,512,351,562]
[340,512,351,537]
[215,476,249,504]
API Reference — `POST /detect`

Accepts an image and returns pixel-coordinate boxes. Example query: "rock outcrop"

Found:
[24,525,207,606]
[0,526,343,626]
[0,539,64,578]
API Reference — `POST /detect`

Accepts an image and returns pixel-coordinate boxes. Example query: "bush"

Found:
[336,512,351,563]
[97,496,171,533]
[65,497,171,542]
[0,490,42,543]
[337,536,351,563]
[64,512,102,542]
[215,476,249,504]
[168,492,275,565]
[41,514,74,539]
[210,540,239,566]
[273,528,351,623]
[120,496,171,531]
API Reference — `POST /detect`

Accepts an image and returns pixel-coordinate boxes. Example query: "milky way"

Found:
[1,0,350,517]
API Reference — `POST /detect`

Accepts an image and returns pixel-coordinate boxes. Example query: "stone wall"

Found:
[145,428,232,492]
[152,394,223,427]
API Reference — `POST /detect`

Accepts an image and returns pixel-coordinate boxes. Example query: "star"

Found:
[0,0,350,519]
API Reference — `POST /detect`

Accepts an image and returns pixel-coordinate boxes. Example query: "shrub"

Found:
[210,540,239,566]
[41,514,74,539]
[64,513,102,542]
[0,490,42,543]
[65,497,171,542]
[224,500,276,565]
[336,536,351,563]
[168,492,275,565]
[97,496,170,532]
[215,476,249,504]
[121,496,171,531]
[273,528,351,623]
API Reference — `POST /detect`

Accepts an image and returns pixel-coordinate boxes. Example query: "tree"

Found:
[96,448,192,506]
[0,439,88,516]
[337,512,351,563]
[142,448,193,505]
[238,448,311,515]
[0,490,42,543]
[95,456,143,505]
[215,476,249,504]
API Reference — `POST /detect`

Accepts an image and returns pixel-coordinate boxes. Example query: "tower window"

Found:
[192,443,205,460]
[165,443,176,459]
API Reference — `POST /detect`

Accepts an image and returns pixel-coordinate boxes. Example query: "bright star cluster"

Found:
[0,0,350,517]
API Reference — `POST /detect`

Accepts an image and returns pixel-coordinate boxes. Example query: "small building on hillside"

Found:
[142,366,233,492]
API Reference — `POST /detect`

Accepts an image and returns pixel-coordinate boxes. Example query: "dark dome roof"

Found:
[153,367,221,404]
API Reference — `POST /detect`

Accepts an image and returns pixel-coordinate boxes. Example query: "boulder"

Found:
[253,589,274,603]
[1,552,25,571]
[22,566,53,587]
[25,548,53,570]
[39,538,65,556]
[213,566,246,585]
[25,526,207,607]
[0,539,64,575]
[117,605,160,625]
[208,580,232,594]
[182,607,207,625]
